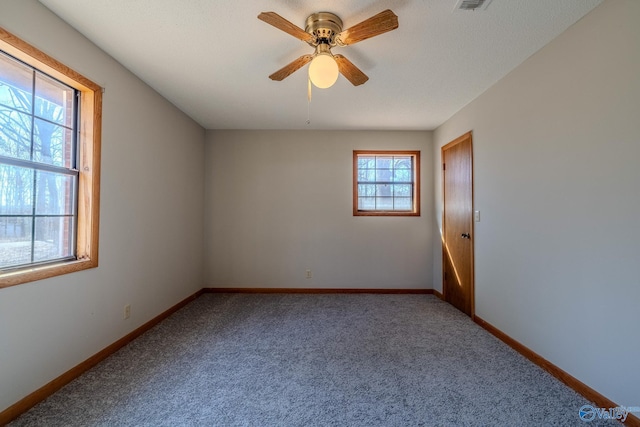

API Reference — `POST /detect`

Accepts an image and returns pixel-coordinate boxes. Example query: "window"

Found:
[353,150,420,216]
[0,28,101,288]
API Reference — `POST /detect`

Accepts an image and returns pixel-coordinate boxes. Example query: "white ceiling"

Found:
[39,0,602,131]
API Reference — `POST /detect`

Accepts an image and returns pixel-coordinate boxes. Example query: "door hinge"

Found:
[443,163,446,171]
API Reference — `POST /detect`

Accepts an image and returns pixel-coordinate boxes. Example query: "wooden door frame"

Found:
[441,131,475,317]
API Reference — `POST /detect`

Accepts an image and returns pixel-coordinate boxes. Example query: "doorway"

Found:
[442,131,474,316]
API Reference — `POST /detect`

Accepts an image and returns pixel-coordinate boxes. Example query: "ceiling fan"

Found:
[258,9,399,88]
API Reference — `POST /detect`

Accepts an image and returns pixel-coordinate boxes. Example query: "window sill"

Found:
[354,211,421,217]
[0,258,98,289]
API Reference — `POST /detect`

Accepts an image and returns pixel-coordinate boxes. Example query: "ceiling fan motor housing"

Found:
[305,12,343,46]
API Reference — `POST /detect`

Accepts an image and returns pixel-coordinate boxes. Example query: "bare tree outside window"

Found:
[0,51,77,270]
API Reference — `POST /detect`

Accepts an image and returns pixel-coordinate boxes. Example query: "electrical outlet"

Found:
[305,269,312,279]
[124,304,131,319]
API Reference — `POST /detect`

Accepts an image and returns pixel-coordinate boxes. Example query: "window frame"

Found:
[353,150,420,217]
[0,28,102,288]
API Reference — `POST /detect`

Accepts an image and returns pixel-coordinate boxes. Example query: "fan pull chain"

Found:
[306,78,312,125]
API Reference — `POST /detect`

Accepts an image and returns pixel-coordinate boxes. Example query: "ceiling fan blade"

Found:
[336,9,398,46]
[258,12,315,44]
[269,54,313,81]
[334,55,369,86]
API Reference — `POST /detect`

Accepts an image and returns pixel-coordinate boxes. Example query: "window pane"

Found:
[393,184,412,197]
[35,72,74,128]
[393,156,412,169]
[0,217,33,268]
[376,157,392,168]
[33,216,73,262]
[394,197,412,210]
[0,107,32,160]
[33,119,73,167]
[376,168,392,182]
[393,168,411,182]
[358,197,375,210]
[376,184,392,197]
[0,52,33,113]
[376,197,393,210]
[0,164,33,215]
[358,184,375,197]
[358,156,375,168]
[35,171,75,215]
[357,169,375,182]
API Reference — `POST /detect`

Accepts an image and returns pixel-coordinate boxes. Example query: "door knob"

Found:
[461,233,471,239]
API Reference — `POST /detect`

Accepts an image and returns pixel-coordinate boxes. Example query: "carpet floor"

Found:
[10,293,619,426]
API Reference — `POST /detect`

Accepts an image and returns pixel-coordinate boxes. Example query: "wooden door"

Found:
[442,132,474,316]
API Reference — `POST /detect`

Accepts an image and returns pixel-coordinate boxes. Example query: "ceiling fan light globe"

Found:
[309,54,339,88]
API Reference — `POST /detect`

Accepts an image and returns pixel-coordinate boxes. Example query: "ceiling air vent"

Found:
[455,0,493,11]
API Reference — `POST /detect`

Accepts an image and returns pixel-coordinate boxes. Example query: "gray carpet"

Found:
[11,293,619,426]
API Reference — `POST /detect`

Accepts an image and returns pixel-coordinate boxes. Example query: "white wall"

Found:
[205,130,434,290]
[0,1,205,412]
[433,0,640,406]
